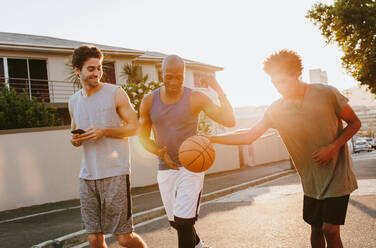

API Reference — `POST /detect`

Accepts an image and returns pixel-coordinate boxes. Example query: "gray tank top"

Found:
[150,87,198,170]
[69,83,130,179]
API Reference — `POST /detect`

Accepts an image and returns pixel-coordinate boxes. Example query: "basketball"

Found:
[178,135,216,173]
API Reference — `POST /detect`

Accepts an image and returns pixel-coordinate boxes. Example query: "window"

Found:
[8,58,28,93]
[7,58,49,102]
[102,61,116,84]
[29,59,49,101]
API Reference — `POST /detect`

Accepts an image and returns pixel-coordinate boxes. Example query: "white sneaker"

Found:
[195,241,212,248]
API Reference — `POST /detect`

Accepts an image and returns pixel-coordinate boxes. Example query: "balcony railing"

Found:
[0,76,80,103]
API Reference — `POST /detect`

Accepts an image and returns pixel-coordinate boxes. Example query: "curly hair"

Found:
[72,45,103,70]
[263,50,303,76]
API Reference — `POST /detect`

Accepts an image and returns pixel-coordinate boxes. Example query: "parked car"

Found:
[353,140,373,153]
[365,137,376,149]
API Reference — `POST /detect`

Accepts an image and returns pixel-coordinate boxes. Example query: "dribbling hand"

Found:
[159,147,180,170]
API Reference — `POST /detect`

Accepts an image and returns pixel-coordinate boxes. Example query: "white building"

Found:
[352,105,376,137]
[0,32,222,122]
[341,85,376,137]
[309,68,328,84]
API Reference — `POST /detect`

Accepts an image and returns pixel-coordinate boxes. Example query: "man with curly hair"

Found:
[209,50,360,248]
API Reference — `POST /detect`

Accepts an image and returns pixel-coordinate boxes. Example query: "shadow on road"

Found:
[136,201,253,235]
[137,176,303,235]
[349,199,376,219]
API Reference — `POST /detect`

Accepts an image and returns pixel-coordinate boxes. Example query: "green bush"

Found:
[198,113,214,135]
[121,80,163,116]
[0,84,61,130]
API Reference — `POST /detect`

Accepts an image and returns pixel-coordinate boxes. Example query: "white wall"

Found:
[184,69,195,88]
[207,144,240,173]
[0,129,81,211]
[141,64,158,82]
[129,136,159,186]
[0,129,240,211]
[248,134,290,166]
[114,58,133,85]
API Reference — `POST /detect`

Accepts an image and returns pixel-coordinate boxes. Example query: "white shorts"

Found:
[157,167,205,223]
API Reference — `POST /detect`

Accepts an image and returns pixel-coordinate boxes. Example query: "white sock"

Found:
[195,240,203,248]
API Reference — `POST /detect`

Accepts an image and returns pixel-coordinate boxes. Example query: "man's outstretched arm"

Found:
[210,118,270,145]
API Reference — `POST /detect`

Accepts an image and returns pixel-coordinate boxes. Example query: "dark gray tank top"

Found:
[150,87,198,170]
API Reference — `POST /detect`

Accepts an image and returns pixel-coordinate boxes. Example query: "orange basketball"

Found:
[178,135,216,173]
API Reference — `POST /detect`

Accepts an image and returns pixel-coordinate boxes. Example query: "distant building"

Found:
[341,85,376,137]
[309,69,328,84]
[342,85,376,107]
[352,106,376,137]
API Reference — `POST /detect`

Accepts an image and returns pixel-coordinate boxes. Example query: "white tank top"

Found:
[69,83,130,179]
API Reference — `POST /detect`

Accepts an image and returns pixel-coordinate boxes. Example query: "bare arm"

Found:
[210,118,270,145]
[138,93,179,169]
[194,76,235,127]
[106,87,140,138]
[138,94,160,156]
[68,102,82,147]
[312,104,361,165]
[331,104,361,150]
[73,87,139,142]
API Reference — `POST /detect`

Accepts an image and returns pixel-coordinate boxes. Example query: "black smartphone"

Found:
[71,129,85,134]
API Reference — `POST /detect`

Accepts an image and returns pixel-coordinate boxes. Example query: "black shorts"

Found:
[303,194,350,227]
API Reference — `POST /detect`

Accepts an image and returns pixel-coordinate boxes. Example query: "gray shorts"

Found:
[79,174,134,234]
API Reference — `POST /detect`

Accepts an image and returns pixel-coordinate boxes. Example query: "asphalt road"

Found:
[113,151,376,248]
[1,160,292,248]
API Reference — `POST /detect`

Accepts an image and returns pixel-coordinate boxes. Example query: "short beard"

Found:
[83,77,100,88]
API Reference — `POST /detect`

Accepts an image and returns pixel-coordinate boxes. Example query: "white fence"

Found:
[241,133,290,166]
[0,128,290,212]
[0,128,241,211]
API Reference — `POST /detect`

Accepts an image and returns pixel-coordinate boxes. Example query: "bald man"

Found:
[139,55,235,248]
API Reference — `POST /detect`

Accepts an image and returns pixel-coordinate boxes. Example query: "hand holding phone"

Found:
[71,129,85,135]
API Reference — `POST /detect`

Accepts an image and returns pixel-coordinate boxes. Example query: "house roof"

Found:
[0,32,223,71]
[134,51,223,71]
[0,32,143,56]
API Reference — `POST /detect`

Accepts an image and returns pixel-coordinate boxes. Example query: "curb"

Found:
[32,169,296,248]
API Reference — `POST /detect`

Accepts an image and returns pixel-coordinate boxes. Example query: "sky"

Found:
[0,0,359,107]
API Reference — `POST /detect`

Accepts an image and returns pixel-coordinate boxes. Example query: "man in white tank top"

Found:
[69,45,147,248]
[139,55,235,248]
